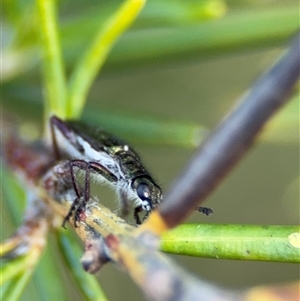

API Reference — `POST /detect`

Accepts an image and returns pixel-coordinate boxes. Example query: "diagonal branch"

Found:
[39,161,240,301]
[148,33,300,230]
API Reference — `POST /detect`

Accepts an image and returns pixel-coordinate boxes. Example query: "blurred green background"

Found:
[1,0,299,300]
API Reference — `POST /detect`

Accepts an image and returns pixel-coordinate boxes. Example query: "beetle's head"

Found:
[131,176,162,220]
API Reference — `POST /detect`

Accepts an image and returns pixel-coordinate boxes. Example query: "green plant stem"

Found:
[2,95,208,148]
[128,0,227,27]
[83,109,209,148]
[161,224,300,262]
[1,169,68,300]
[106,5,299,69]
[66,0,146,118]
[4,4,298,80]
[33,238,69,301]
[36,0,67,121]
[0,253,36,285]
[2,169,26,224]
[2,269,33,301]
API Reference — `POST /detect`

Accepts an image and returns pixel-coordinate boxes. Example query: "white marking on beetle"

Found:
[52,121,154,217]
[53,127,124,179]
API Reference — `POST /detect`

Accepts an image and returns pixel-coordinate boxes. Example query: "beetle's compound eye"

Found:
[132,177,154,211]
[137,182,150,201]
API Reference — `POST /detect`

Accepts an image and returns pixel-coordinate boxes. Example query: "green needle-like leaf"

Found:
[1,168,26,224]
[106,5,299,69]
[1,168,67,301]
[83,109,209,148]
[0,254,35,286]
[4,3,298,80]
[2,95,208,148]
[2,269,33,301]
[67,0,146,118]
[36,0,67,120]
[32,239,69,301]
[161,224,300,262]
[118,0,227,27]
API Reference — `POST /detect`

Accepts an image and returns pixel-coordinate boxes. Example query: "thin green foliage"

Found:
[161,224,300,262]
[36,0,67,120]
[1,96,209,148]
[36,0,147,121]
[0,254,36,286]
[32,239,70,301]
[107,5,299,68]
[1,169,68,300]
[2,269,33,301]
[66,0,146,118]
[83,109,208,148]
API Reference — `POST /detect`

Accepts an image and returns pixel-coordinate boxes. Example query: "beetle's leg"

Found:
[89,161,118,183]
[82,161,117,219]
[118,188,151,224]
[62,197,82,228]
[142,209,151,223]
[69,160,87,199]
[67,160,117,227]
[61,160,86,228]
[133,206,143,225]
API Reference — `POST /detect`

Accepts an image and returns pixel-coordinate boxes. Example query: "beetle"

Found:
[50,116,162,226]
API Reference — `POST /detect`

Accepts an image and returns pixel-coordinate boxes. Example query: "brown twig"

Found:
[39,161,240,301]
[151,33,300,230]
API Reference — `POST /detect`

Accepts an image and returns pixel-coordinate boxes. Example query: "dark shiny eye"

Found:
[137,183,150,200]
